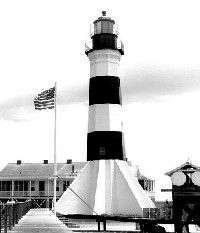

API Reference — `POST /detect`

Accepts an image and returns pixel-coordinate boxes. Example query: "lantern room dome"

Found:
[94,11,115,24]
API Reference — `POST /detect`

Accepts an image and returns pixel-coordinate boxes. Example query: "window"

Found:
[96,21,101,34]
[24,181,28,191]
[39,181,45,191]
[149,181,152,191]
[31,181,35,191]
[2,181,6,191]
[0,181,11,191]
[14,181,19,191]
[144,180,148,191]
[139,180,144,189]
[102,21,111,33]
[63,181,67,191]
[56,181,59,191]
[13,181,29,191]
[151,181,154,192]
[19,181,23,191]
[100,147,105,156]
[50,181,54,191]
[62,181,71,191]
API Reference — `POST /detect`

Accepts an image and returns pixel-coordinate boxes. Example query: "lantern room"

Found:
[93,11,115,35]
[85,11,124,55]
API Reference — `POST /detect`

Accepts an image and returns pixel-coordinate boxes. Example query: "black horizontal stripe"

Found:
[37,94,54,100]
[86,34,124,56]
[35,87,55,100]
[87,131,125,161]
[34,99,54,104]
[35,103,54,108]
[39,87,55,95]
[34,99,54,110]
[35,105,54,110]
[34,100,54,106]
[92,34,117,51]
[89,76,122,105]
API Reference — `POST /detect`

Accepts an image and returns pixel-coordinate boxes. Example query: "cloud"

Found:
[57,84,88,105]
[0,94,35,122]
[122,66,200,102]
[1,66,200,121]
[0,84,88,122]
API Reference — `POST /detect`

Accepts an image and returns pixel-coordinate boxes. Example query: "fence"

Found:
[0,200,32,233]
[143,207,173,220]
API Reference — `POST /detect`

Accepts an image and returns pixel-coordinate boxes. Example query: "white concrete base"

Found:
[56,160,155,216]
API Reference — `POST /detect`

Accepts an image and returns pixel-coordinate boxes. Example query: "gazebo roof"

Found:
[165,161,200,177]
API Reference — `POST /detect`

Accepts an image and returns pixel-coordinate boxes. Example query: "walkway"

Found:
[7,208,73,233]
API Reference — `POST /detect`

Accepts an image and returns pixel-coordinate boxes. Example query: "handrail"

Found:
[143,207,173,220]
[85,38,124,54]
[0,200,32,232]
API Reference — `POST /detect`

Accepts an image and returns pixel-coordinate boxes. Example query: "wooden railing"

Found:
[143,207,173,220]
[0,191,30,198]
[0,191,63,198]
[0,200,32,232]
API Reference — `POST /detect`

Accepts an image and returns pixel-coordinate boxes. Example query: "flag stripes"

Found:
[34,87,55,110]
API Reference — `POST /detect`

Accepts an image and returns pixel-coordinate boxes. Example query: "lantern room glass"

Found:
[94,20,114,34]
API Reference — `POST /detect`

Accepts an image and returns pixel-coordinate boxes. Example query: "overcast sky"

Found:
[1,0,200,200]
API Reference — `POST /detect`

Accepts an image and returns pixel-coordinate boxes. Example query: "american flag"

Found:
[34,87,55,110]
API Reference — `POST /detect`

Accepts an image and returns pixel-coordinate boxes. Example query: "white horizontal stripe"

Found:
[88,50,121,78]
[90,61,119,77]
[88,104,123,133]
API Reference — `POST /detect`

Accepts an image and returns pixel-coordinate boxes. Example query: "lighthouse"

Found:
[86,11,125,162]
[56,12,155,216]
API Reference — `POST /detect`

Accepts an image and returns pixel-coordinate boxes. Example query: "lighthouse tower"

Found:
[86,11,125,162]
[56,12,155,216]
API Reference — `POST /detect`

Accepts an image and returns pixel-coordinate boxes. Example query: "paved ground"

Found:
[7,208,73,233]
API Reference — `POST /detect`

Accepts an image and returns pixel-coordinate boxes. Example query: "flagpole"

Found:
[53,82,57,215]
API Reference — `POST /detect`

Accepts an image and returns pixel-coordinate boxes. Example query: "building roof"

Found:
[0,162,86,180]
[57,163,85,178]
[0,160,154,182]
[165,161,200,177]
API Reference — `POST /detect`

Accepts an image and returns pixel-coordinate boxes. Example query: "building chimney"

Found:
[17,160,21,165]
[67,159,72,164]
[43,160,48,164]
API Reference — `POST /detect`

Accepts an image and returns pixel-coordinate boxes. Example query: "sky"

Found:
[1,0,200,201]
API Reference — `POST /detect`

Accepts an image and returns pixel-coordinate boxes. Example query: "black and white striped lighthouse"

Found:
[86,11,125,161]
[56,12,155,216]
